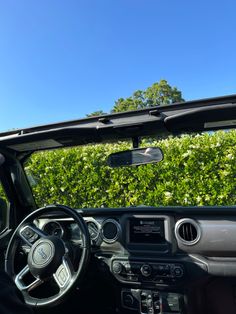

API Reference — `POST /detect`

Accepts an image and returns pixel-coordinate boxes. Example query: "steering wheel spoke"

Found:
[53,256,74,290]
[19,223,48,246]
[15,265,43,292]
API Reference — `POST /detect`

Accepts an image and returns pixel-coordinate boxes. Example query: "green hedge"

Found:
[25,130,236,208]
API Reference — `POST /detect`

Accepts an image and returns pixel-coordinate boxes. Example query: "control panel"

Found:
[112,260,184,285]
[121,289,184,314]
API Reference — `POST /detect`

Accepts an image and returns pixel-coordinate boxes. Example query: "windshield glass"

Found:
[25,130,236,208]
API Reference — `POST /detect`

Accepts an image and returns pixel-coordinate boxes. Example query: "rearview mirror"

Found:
[107,147,163,168]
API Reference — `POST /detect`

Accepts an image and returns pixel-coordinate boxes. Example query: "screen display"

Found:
[129,218,165,244]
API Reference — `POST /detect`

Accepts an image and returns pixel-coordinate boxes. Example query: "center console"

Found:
[121,289,185,314]
[113,215,186,313]
[112,259,184,285]
[112,215,183,286]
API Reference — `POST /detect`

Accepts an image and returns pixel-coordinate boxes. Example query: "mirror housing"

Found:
[107,147,163,168]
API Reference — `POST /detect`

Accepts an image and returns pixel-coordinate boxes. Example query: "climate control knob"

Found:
[112,262,123,274]
[173,266,184,277]
[140,264,152,277]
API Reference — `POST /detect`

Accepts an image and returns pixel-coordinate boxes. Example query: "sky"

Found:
[0,0,236,132]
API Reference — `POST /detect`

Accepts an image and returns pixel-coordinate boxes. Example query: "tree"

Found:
[86,110,107,117]
[86,79,184,116]
[112,79,184,113]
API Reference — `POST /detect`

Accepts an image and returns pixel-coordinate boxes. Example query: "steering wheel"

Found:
[5,205,90,308]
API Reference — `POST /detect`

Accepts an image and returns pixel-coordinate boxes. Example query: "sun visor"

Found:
[3,127,99,153]
[8,139,63,152]
[164,103,236,132]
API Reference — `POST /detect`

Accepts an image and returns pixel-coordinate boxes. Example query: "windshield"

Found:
[25,130,236,208]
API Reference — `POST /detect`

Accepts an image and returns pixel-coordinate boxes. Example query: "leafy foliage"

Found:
[0,183,8,204]
[86,110,107,117]
[112,80,184,113]
[86,80,184,116]
[25,130,236,208]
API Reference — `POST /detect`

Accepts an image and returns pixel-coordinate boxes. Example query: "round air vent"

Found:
[175,218,201,245]
[101,219,121,243]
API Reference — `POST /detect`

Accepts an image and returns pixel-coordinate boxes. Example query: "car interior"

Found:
[1,94,236,314]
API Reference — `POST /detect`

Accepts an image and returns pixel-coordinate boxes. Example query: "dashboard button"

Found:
[124,263,131,272]
[141,264,152,277]
[123,293,134,307]
[156,264,170,276]
[127,274,138,281]
[122,291,139,310]
[173,266,184,277]
[112,262,122,274]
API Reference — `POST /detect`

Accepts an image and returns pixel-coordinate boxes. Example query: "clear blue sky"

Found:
[0,0,236,132]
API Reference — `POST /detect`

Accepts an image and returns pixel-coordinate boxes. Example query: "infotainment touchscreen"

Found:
[129,218,165,244]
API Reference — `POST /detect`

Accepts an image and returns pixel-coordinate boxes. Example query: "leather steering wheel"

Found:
[5,205,90,308]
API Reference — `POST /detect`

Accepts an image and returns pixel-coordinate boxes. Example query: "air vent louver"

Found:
[101,219,121,243]
[175,219,201,245]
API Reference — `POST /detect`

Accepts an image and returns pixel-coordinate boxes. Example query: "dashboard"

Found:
[34,206,236,313]
[36,206,236,278]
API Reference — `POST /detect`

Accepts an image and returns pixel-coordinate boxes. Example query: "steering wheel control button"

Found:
[55,265,69,287]
[32,243,53,266]
[20,227,39,243]
[21,227,34,238]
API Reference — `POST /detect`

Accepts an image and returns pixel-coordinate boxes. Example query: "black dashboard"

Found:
[35,206,236,314]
